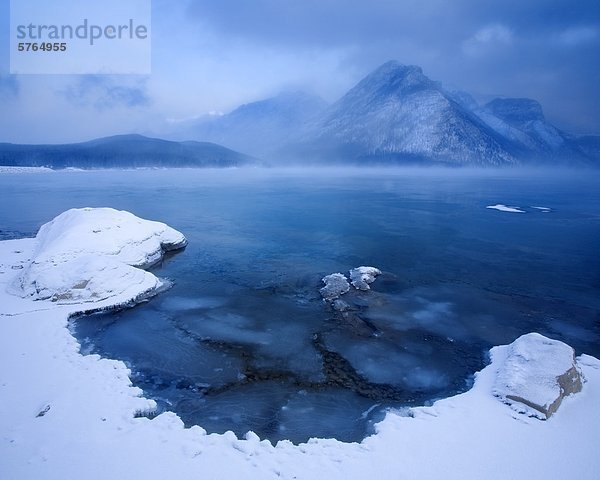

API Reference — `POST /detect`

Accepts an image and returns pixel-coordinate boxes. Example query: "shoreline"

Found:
[1,234,599,479]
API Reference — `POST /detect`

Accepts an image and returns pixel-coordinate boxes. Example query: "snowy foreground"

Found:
[1,209,599,480]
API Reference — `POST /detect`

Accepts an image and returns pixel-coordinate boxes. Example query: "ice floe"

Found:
[486,204,525,213]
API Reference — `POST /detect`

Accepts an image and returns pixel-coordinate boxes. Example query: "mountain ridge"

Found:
[0,134,255,169]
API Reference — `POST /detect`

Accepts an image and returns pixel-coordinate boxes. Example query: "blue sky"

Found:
[1,0,599,143]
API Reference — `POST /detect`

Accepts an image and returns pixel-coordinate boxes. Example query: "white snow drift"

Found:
[11,207,187,304]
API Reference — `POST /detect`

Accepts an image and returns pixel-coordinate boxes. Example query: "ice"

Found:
[486,204,525,213]
[277,388,382,443]
[178,312,272,346]
[321,330,453,392]
[74,311,244,387]
[158,296,226,311]
[363,286,524,345]
[531,206,552,212]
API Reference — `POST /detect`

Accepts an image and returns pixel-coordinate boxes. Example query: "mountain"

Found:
[0,134,255,169]
[188,61,595,167]
[281,62,518,166]
[575,135,600,160]
[475,98,588,163]
[173,91,328,157]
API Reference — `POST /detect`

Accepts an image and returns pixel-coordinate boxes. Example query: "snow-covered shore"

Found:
[1,209,599,480]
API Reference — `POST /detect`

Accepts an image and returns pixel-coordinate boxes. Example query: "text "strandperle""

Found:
[16,19,148,46]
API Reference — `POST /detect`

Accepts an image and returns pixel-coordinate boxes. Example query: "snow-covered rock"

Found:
[349,266,382,291]
[493,333,584,419]
[320,273,350,301]
[321,266,383,301]
[12,207,187,304]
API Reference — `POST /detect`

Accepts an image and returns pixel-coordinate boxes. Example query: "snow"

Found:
[349,266,382,290]
[1,210,600,480]
[320,273,350,300]
[0,166,54,173]
[493,333,583,419]
[486,204,525,213]
[321,266,382,301]
[11,207,187,304]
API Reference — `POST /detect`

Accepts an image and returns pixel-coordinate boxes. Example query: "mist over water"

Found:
[1,167,599,443]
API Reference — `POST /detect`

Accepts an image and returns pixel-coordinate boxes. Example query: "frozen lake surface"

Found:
[2,168,599,443]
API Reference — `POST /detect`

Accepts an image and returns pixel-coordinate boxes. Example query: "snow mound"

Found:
[349,266,382,290]
[493,333,583,419]
[320,273,350,301]
[486,204,525,213]
[13,208,187,304]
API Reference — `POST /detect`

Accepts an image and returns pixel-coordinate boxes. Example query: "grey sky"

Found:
[1,0,599,143]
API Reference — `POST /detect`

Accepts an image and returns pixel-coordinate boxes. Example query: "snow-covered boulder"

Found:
[13,208,187,304]
[493,333,583,419]
[349,266,382,290]
[320,273,350,301]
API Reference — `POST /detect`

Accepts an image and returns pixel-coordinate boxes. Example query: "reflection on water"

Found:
[1,168,599,443]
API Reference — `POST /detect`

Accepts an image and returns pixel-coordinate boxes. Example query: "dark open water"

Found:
[1,168,599,443]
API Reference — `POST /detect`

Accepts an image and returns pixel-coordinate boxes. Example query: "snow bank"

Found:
[486,204,525,213]
[493,332,583,419]
[12,208,187,304]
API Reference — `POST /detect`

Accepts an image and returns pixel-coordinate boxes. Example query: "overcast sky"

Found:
[1,0,599,143]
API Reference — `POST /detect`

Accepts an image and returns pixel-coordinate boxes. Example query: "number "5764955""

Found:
[18,42,67,52]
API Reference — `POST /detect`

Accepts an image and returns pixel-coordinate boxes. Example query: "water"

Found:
[1,168,599,443]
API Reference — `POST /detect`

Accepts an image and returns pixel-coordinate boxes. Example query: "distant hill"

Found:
[0,134,255,169]
[170,91,328,158]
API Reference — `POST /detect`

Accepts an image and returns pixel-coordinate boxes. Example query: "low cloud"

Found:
[462,24,514,57]
[62,76,150,110]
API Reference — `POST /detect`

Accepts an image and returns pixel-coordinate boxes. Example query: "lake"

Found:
[1,167,599,443]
